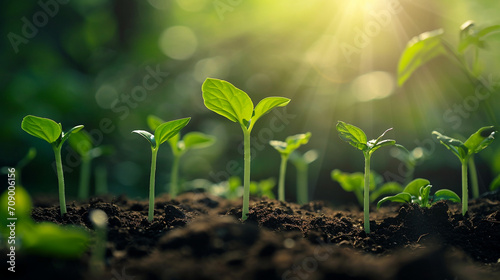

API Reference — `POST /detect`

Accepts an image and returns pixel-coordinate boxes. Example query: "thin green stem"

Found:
[278,155,288,201]
[363,153,371,233]
[78,156,91,200]
[53,145,67,215]
[461,161,469,216]
[95,164,107,195]
[469,156,479,199]
[242,129,251,221]
[170,155,180,198]
[149,148,158,222]
[90,225,107,274]
[296,165,308,204]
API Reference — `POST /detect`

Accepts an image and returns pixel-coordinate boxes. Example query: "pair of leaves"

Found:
[21,115,84,148]
[202,78,290,131]
[377,178,460,208]
[432,126,496,162]
[336,121,396,155]
[269,132,311,157]
[147,115,215,154]
[133,117,191,150]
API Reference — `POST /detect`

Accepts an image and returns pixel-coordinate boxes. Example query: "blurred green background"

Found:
[1,0,500,204]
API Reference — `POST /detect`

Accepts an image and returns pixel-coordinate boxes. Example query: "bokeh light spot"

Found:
[159,26,198,60]
[350,71,395,102]
[95,84,118,109]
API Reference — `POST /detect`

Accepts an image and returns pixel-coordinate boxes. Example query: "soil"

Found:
[5,190,500,280]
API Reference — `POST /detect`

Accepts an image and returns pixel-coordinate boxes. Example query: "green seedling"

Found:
[290,149,318,204]
[202,78,290,220]
[336,121,399,233]
[433,127,496,215]
[147,114,215,198]
[398,21,500,124]
[377,178,460,209]
[21,115,83,215]
[331,169,403,207]
[250,178,276,199]
[269,132,311,202]
[89,209,108,274]
[390,146,426,184]
[0,187,89,259]
[69,130,114,200]
[132,117,190,221]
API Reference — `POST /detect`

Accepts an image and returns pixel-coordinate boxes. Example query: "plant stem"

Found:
[95,164,107,195]
[363,153,371,233]
[78,156,91,200]
[242,129,251,221]
[149,148,158,222]
[296,165,308,204]
[53,145,67,215]
[468,156,479,199]
[278,155,288,201]
[461,161,468,215]
[170,155,180,198]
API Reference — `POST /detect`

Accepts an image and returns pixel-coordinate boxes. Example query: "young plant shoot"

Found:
[21,115,83,215]
[269,132,311,202]
[147,114,216,198]
[336,121,398,233]
[377,178,460,209]
[133,117,191,221]
[433,126,496,215]
[290,150,318,204]
[202,78,290,220]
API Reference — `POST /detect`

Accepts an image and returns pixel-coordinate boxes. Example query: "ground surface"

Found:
[6,190,500,280]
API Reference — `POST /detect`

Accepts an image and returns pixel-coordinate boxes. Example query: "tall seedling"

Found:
[202,78,290,220]
[133,117,190,221]
[336,121,398,233]
[21,115,83,215]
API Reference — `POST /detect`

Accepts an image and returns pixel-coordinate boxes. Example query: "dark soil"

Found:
[6,191,500,280]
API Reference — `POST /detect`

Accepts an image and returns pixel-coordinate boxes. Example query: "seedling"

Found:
[377,178,460,209]
[250,178,276,199]
[390,146,426,184]
[202,78,290,220]
[290,149,318,204]
[21,115,83,215]
[336,121,398,233]
[147,114,215,198]
[89,209,108,274]
[132,117,190,221]
[69,130,114,200]
[433,127,496,215]
[269,132,311,201]
[331,169,403,207]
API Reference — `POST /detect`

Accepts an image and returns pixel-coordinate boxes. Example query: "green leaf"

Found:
[132,130,156,148]
[432,131,468,161]
[21,115,62,144]
[370,139,396,154]
[155,117,191,146]
[147,114,165,131]
[459,22,500,53]
[183,132,216,150]
[370,182,403,202]
[60,125,84,146]
[68,130,93,156]
[419,185,432,207]
[377,192,412,209]
[490,174,500,191]
[270,132,311,156]
[403,178,430,197]
[433,189,461,203]
[168,133,181,154]
[252,97,290,128]
[331,169,365,192]
[202,78,253,126]
[398,29,445,86]
[463,126,496,155]
[336,121,368,151]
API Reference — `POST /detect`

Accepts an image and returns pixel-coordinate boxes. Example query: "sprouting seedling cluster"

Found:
[132,117,191,221]
[269,132,311,202]
[202,78,290,220]
[377,178,460,209]
[147,114,215,198]
[21,115,83,215]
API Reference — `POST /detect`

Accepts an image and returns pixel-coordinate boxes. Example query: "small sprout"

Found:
[147,114,215,198]
[377,178,461,209]
[133,117,191,221]
[250,178,276,199]
[433,126,496,215]
[290,149,318,204]
[390,146,427,184]
[89,209,108,274]
[21,115,83,215]
[336,121,399,233]
[202,78,290,220]
[270,132,311,202]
